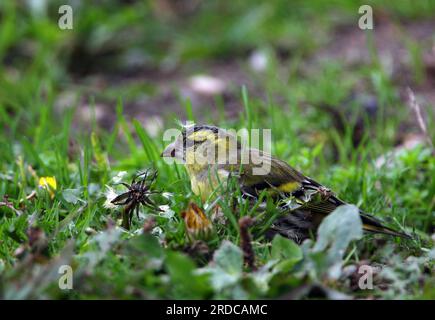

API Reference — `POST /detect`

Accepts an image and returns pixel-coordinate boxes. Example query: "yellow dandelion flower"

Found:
[39,176,57,199]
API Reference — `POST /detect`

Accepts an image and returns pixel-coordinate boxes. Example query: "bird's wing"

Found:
[227,149,411,239]
[233,148,307,196]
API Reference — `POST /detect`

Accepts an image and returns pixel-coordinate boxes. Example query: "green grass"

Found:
[0,0,434,299]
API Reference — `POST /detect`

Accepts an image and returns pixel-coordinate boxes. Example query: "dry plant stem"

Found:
[143,217,156,233]
[239,216,257,271]
[406,87,434,150]
[122,204,134,230]
[18,190,38,209]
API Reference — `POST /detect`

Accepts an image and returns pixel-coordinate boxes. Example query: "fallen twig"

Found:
[0,195,22,216]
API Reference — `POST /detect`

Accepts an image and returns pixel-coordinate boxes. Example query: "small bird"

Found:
[161,124,410,242]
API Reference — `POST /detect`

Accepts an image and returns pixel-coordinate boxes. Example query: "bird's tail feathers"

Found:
[360,212,412,239]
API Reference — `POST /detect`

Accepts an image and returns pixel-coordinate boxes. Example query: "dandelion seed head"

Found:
[112,171,127,184]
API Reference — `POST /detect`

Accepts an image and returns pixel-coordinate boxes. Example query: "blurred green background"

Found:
[1,0,434,131]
